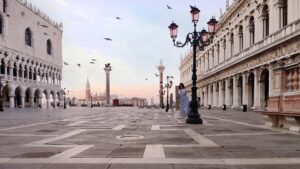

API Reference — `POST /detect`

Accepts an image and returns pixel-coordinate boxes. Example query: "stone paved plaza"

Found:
[0,107,300,169]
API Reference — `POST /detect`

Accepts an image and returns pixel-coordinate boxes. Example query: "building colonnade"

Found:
[199,66,274,111]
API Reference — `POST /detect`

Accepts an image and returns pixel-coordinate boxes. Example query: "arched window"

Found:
[249,16,255,45]
[3,0,7,13]
[283,0,288,27]
[238,26,243,52]
[47,39,52,55]
[0,15,3,35]
[223,37,226,61]
[262,5,269,38]
[230,33,234,57]
[25,28,32,46]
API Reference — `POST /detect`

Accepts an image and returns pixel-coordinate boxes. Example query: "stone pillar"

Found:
[212,83,216,107]
[9,66,13,80]
[157,61,165,108]
[46,94,50,108]
[30,96,35,108]
[104,64,112,105]
[232,76,238,108]
[225,78,230,106]
[4,64,7,80]
[268,66,274,96]
[242,73,248,106]
[9,96,14,108]
[219,81,223,107]
[208,85,212,106]
[53,96,57,108]
[21,96,25,108]
[16,66,19,81]
[21,66,24,82]
[38,93,43,108]
[253,69,260,109]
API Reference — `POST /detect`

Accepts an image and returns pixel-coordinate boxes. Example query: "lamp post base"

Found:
[186,114,203,124]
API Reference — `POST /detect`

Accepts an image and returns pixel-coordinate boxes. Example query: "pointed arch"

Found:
[25,28,32,46]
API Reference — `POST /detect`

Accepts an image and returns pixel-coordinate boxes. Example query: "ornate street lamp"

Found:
[168,6,218,124]
[0,81,3,112]
[165,76,173,112]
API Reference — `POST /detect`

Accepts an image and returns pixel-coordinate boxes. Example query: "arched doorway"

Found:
[25,88,31,108]
[41,90,48,108]
[2,84,9,108]
[260,69,269,109]
[229,78,233,106]
[237,76,243,107]
[50,91,55,108]
[248,72,255,108]
[34,89,40,107]
[222,81,226,106]
[215,83,219,107]
[15,87,22,108]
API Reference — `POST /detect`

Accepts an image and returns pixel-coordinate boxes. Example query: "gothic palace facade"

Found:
[0,0,63,108]
[179,0,300,131]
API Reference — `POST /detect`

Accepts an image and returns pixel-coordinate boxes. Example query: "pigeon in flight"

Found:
[77,64,81,68]
[104,38,112,41]
[116,17,121,20]
[155,73,159,77]
[91,59,96,61]
[167,5,172,9]
[63,62,69,66]
[40,24,48,28]
[145,78,148,80]
[90,62,95,64]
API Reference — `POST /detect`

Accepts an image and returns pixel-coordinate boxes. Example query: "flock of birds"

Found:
[63,5,174,80]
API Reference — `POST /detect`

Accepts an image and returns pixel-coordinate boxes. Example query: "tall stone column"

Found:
[232,76,238,108]
[253,69,260,109]
[104,64,112,105]
[30,96,35,108]
[242,73,248,106]
[225,78,230,106]
[157,60,165,108]
[218,81,223,107]
[21,96,25,108]
[8,86,15,108]
[208,85,212,107]
[9,96,14,108]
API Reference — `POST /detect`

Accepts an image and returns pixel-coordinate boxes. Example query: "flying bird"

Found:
[116,17,121,20]
[63,62,69,66]
[91,59,96,61]
[145,78,148,80]
[167,5,172,9]
[40,24,48,28]
[77,64,81,68]
[104,38,112,41]
[155,73,159,77]
[90,62,95,64]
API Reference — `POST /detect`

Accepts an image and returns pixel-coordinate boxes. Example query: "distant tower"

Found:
[104,63,112,105]
[157,60,165,108]
[86,78,91,100]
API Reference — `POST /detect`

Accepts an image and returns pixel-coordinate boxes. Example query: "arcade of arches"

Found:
[1,84,63,108]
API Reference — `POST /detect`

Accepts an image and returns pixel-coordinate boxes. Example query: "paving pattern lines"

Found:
[1,157,300,165]
[0,113,107,132]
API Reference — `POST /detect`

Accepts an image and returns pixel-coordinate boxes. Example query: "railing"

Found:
[199,18,300,80]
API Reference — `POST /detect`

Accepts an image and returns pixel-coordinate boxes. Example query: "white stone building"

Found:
[179,0,300,130]
[0,0,63,108]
